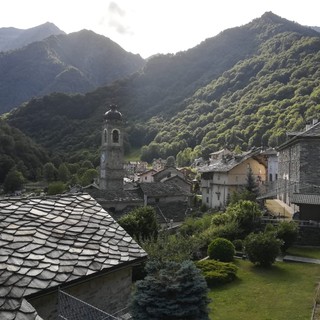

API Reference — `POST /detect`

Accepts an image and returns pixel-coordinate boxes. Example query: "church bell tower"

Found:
[99,104,124,191]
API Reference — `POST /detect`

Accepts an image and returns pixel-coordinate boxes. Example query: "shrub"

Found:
[232,239,243,252]
[207,237,235,262]
[276,221,299,253]
[118,206,159,241]
[210,220,243,241]
[179,214,213,237]
[47,181,66,195]
[196,259,238,287]
[141,232,203,263]
[226,200,262,235]
[211,212,230,226]
[244,232,282,267]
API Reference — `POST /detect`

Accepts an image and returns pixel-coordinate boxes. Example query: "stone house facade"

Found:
[136,169,157,183]
[277,121,320,220]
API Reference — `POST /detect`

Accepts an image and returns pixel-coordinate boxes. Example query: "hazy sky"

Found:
[1,0,319,58]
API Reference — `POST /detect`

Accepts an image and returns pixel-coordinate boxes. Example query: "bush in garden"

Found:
[211,212,230,226]
[196,259,238,287]
[207,237,235,262]
[276,221,299,253]
[232,239,243,252]
[210,220,243,242]
[244,232,282,267]
[226,200,262,235]
[179,214,214,237]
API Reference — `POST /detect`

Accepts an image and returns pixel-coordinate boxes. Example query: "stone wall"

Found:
[28,266,133,319]
[300,140,320,187]
[278,143,300,205]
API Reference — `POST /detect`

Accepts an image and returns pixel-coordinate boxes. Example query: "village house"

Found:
[136,168,157,183]
[277,120,320,220]
[152,165,185,183]
[199,149,267,209]
[124,161,148,176]
[0,193,147,320]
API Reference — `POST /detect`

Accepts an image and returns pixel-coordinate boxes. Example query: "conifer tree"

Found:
[131,260,210,320]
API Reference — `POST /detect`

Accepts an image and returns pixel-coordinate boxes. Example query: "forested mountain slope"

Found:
[0,120,48,184]
[143,28,320,162]
[6,12,320,165]
[0,29,144,114]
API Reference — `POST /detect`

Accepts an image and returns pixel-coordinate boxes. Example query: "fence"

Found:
[58,289,121,320]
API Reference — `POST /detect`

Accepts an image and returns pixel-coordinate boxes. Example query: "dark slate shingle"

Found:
[0,193,147,320]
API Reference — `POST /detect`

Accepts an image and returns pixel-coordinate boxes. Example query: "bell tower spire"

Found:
[99,104,124,191]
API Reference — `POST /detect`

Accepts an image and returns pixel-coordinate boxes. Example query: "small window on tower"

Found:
[112,129,119,143]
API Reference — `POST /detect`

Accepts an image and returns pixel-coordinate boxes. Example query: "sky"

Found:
[1,0,319,58]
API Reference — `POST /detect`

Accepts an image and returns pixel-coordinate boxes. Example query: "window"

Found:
[269,173,272,182]
[112,129,119,143]
[104,129,107,143]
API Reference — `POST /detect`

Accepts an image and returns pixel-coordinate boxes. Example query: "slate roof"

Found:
[291,193,320,205]
[0,193,147,320]
[139,181,192,197]
[87,188,143,202]
[277,121,320,150]
[199,149,260,173]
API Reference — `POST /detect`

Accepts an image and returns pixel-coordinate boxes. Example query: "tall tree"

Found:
[245,166,259,200]
[3,169,24,193]
[58,163,71,183]
[43,162,57,182]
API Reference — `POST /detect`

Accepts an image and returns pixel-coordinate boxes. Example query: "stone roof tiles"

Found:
[0,193,147,320]
[291,193,320,205]
[198,149,261,173]
[139,181,191,197]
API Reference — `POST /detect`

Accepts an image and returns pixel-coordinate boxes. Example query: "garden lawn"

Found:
[208,259,320,320]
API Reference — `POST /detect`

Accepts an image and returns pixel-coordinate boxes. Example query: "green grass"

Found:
[286,246,320,260]
[208,259,320,320]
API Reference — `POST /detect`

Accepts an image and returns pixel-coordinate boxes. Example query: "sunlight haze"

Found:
[1,0,319,58]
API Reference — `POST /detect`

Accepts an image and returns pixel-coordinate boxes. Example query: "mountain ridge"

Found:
[0,28,145,114]
[5,12,320,166]
[0,22,65,52]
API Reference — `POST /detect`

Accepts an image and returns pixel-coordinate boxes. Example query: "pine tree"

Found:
[245,166,259,200]
[131,260,210,320]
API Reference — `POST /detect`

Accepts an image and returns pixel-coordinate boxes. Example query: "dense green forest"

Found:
[2,12,320,185]
[142,31,320,162]
[0,120,48,184]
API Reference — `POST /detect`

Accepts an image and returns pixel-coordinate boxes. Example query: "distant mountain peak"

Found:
[0,22,65,52]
